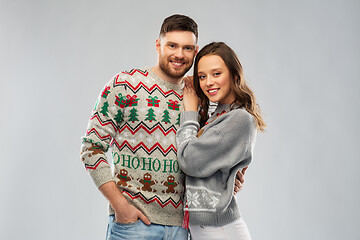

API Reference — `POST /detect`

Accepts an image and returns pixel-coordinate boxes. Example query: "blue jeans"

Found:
[106,215,189,240]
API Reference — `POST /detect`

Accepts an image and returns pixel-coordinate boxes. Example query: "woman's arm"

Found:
[176,109,257,178]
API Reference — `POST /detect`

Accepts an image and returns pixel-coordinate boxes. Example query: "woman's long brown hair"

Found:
[193,42,266,132]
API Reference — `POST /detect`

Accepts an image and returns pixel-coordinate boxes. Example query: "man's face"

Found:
[156,31,198,79]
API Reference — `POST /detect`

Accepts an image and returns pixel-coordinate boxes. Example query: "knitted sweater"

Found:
[176,104,257,227]
[80,68,185,226]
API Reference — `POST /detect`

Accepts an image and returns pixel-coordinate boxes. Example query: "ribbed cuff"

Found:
[180,111,199,126]
[189,197,241,227]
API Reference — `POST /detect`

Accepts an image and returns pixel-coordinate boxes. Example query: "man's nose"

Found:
[174,48,184,58]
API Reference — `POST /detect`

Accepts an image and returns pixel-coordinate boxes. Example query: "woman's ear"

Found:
[234,74,241,84]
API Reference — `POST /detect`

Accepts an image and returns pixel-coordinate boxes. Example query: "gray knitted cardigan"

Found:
[176,104,257,227]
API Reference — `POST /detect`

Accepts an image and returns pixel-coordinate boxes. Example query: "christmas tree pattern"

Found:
[129,108,139,122]
[145,108,156,122]
[176,113,180,125]
[100,102,109,117]
[115,109,123,124]
[162,110,171,124]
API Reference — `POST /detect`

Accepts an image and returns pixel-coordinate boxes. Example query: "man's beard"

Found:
[159,58,192,79]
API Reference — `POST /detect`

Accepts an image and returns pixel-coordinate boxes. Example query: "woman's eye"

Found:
[198,75,205,79]
[214,73,221,76]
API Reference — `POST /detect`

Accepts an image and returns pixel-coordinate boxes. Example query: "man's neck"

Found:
[151,66,183,85]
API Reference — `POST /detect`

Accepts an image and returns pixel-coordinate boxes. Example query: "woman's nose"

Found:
[206,77,214,86]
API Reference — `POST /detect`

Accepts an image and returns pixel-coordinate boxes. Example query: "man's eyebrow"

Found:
[166,42,195,48]
[166,41,178,45]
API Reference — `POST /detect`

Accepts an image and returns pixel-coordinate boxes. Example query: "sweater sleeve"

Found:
[176,109,257,178]
[80,76,124,188]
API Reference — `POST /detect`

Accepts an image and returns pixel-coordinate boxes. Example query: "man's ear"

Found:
[194,45,199,57]
[155,38,161,54]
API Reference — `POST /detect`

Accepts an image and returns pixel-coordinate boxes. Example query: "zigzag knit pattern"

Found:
[80,68,185,226]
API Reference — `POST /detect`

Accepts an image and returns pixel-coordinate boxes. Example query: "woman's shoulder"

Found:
[205,107,255,131]
[228,108,254,121]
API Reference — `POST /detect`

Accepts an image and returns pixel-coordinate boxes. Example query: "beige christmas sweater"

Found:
[80,68,185,226]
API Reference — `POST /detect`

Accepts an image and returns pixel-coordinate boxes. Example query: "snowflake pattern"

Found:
[209,195,219,208]
[138,132,145,140]
[176,126,198,147]
[186,190,200,207]
[170,111,177,118]
[186,186,220,212]
[154,133,161,141]
[146,137,153,144]
[155,108,162,116]
[130,138,136,144]
[144,77,151,84]
[161,138,168,146]
[139,107,147,115]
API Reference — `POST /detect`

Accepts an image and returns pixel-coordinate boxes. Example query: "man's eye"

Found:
[169,45,175,48]
[185,47,193,51]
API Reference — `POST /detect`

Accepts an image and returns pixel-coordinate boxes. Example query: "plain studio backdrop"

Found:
[1,0,359,239]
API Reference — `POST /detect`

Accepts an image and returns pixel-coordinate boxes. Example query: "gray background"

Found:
[1,0,359,239]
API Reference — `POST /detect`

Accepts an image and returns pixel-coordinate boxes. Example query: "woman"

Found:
[176,42,266,240]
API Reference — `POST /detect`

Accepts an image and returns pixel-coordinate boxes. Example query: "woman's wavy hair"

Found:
[193,42,266,132]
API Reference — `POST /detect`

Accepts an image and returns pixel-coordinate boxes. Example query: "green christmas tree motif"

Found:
[129,107,139,122]
[100,101,109,117]
[145,108,157,122]
[161,109,171,124]
[115,109,123,124]
[176,113,180,125]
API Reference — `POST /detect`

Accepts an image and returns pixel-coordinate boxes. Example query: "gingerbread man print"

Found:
[161,175,178,194]
[115,169,132,187]
[137,173,157,192]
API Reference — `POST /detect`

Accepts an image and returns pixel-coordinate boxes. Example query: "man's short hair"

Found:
[159,14,198,40]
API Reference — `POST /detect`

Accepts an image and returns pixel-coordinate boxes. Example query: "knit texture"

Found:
[176,104,257,227]
[80,68,185,226]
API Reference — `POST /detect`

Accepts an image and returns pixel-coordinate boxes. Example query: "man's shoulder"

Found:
[115,68,150,81]
[109,68,150,87]
[120,68,150,78]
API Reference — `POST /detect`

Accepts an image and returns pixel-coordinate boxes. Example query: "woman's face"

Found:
[197,54,235,104]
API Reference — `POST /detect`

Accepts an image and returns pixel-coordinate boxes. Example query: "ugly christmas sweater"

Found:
[176,104,257,227]
[80,68,185,226]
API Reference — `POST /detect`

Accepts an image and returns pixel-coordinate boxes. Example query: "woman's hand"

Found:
[234,167,248,195]
[183,76,199,112]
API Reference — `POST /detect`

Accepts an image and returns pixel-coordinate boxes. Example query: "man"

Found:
[80,14,245,240]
